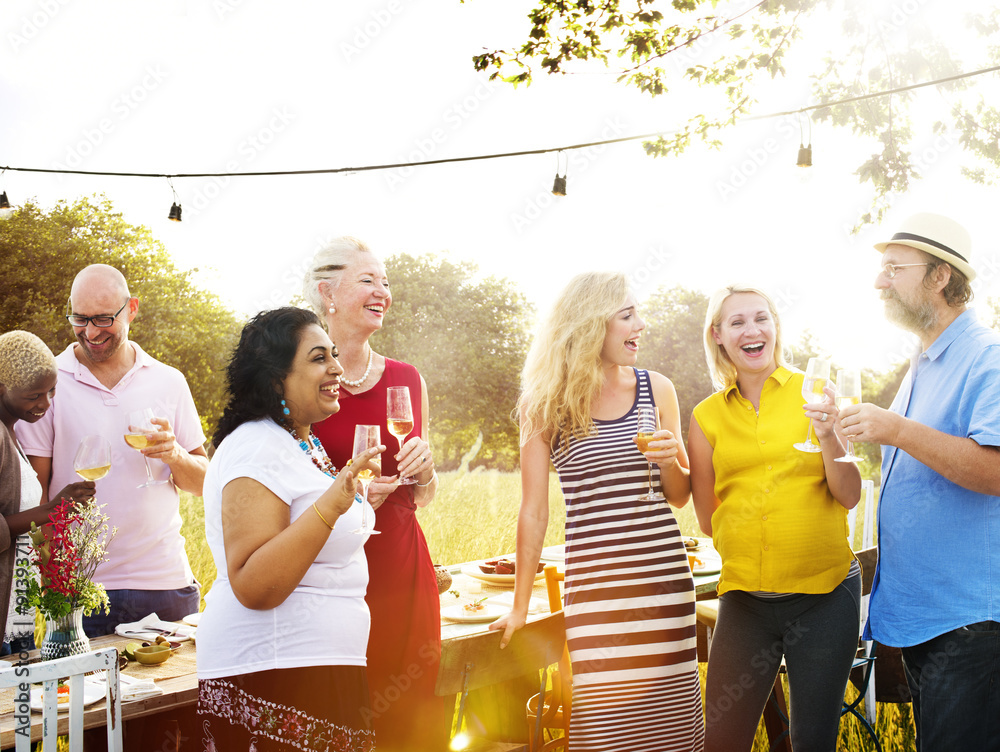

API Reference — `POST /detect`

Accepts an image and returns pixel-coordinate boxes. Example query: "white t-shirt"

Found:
[196,419,370,679]
[3,450,41,644]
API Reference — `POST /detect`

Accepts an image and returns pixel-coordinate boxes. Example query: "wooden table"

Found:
[439,544,721,743]
[1,633,197,749]
[1,547,720,748]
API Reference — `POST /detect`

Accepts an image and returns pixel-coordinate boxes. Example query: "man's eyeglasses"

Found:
[66,299,130,328]
[881,263,931,279]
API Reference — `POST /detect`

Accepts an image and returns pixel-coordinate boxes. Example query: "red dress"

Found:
[313,359,447,752]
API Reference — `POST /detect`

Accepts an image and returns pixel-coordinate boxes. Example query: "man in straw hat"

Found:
[840,212,1000,750]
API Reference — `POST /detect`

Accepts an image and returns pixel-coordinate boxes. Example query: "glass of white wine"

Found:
[351,424,382,536]
[386,386,416,485]
[636,406,665,501]
[794,357,831,453]
[73,435,111,482]
[835,368,863,463]
[126,408,169,488]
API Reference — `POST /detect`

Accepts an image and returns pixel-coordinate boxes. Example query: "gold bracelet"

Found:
[415,470,437,488]
[312,503,334,530]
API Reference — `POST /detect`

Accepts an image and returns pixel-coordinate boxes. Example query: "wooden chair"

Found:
[524,565,571,751]
[0,646,123,752]
[436,610,566,752]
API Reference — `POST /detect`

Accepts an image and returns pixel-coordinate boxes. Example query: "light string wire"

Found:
[2,64,998,180]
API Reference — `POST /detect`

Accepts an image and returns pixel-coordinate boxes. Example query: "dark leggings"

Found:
[704,574,861,752]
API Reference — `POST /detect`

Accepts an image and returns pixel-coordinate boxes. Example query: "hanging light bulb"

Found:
[551,150,567,196]
[166,177,182,222]
[0,192,10,210]
[796,112,813,167]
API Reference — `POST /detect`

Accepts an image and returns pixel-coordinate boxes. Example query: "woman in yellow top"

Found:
[689,285,862,752]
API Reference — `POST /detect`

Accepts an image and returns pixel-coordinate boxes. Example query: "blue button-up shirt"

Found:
[866,309,1000,647]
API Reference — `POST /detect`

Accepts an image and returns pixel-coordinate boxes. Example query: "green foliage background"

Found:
[0,196,242,437]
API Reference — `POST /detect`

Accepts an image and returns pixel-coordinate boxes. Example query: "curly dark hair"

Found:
[213,307,322,447]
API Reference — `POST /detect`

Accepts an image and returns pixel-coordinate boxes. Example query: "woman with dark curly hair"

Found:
[196,307,383,752]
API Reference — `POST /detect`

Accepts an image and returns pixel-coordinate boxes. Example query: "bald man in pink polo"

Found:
[18,264,209,637]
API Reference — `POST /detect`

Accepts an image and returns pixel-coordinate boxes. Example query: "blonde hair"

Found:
[301,236,374,316]
[703,285,789,391]
[0,331,57,390]
[518,271,630,451]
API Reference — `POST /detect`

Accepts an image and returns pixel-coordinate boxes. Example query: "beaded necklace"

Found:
[282,423,337,478]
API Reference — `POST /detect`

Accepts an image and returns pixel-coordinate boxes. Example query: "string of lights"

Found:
[2,63,998,218]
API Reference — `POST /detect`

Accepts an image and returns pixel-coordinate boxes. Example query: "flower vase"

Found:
[40,607,90,661]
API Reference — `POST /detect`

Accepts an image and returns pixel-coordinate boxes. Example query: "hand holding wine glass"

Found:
[834,369,863,463]
[351,424,383,535]
[635,406,666,501]
[794,357,831,453]
[126,408,170,488]
[386,386,417,485]
[73,435,112,482]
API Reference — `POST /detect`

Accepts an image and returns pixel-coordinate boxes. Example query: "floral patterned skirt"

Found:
[198,666,375,752]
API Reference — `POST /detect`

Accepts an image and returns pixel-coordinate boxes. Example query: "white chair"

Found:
[0,646,123,752]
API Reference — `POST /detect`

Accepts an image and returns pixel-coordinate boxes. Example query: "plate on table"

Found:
[461,563,546,586]
[30,680,105,712]
[181,612,201,627]
[688,555,722,576]
[441,602,509,623]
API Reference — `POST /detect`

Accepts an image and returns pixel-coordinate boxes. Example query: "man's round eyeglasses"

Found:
[66,299,129,328]
[882,263,931,279]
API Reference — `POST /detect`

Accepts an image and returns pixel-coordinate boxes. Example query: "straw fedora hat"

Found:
[874,212,975,281]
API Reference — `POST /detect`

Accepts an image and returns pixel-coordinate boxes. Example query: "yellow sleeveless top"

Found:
[692,367,853,596]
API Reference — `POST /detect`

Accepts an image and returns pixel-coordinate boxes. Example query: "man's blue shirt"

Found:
[867,309,1000,646]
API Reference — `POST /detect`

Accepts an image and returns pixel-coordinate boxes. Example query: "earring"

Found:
[328,305,336,314]
[280,398,290,416]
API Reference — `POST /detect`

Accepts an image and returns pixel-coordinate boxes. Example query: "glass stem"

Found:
[647,461,654,497]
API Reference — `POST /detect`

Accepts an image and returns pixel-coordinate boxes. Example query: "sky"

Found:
[2,0,998,374]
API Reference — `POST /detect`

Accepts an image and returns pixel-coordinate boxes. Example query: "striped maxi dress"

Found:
[551,369,705,752]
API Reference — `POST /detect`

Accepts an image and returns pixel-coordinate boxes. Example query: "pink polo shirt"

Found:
[17,343,206,590]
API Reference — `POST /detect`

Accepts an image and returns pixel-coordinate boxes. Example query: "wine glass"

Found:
[636,406,665,501]
[386,386,417,485]
[793,357,831,453]
[126,408,169,488]
[351,424,382,536]
[835,368,863,463]
[73,435,112,481]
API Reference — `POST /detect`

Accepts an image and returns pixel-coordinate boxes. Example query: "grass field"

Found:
[179,469,916,752]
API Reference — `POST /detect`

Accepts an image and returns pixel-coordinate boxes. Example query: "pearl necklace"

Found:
[340,346,373,388]
[283,423,337,478]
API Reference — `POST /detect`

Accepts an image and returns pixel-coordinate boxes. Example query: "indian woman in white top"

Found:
[196,307,383,752]
[490,272,704,752]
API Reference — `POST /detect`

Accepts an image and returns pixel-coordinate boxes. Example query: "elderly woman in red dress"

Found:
[302,237,445,752]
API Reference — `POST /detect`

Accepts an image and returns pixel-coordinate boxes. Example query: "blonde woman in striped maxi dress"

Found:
[490,271,705,752]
